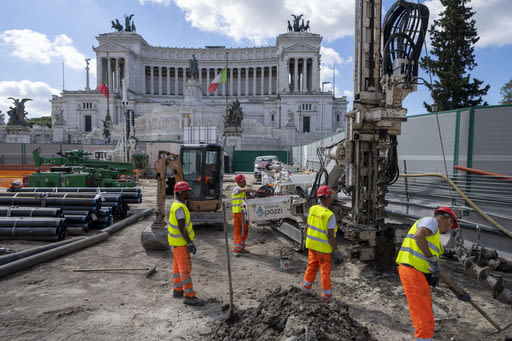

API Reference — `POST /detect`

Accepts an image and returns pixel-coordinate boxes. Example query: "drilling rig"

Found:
[321,0,429,270]
[260,0,430,270]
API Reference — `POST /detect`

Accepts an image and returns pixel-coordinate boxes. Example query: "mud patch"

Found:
[211,287,375,340]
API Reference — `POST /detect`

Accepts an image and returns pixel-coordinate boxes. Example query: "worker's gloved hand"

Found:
[450,287,471,302]
[332,250,344,264]
[427,256,440,277]
[187,243,197,255]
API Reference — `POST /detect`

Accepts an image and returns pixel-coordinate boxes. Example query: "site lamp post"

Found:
[121,100,128,162]
[321,81,331,146]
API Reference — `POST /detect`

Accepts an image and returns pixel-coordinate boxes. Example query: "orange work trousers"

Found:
[398,264,434,340]
[172,245,195,298]
[233,212,248,253]
[302,249,332,300]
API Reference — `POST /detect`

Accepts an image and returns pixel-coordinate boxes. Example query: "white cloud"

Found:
[139,0,171,5]
[423,0,512,47]
[0,81,60,119]
[320,47,353,96]
[138,0,512,49]
[138,0,354,45]
[0,29,86,70]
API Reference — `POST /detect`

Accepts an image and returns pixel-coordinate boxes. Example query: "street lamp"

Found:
[321,81,330,146]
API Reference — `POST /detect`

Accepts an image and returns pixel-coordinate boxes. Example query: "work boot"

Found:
[172,290,183,298]
[299,285,311,292]
[233,251,242,257]
[183,296,205,306]
[239,249,250,254]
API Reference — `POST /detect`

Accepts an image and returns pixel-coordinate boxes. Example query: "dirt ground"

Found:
[0,176,511,341]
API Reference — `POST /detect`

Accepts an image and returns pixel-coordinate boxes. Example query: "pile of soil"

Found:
[211,286,375,341]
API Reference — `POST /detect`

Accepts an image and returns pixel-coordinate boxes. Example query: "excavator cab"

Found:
[180,144,223,212]
[142,143,224,250]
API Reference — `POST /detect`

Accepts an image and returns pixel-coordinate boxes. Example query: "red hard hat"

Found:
[235,174,246,182]
[434,207,459,229]
[174,181,191,193]
[316,185,334,197]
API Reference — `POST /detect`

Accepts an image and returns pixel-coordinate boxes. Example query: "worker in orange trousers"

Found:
[396,207,471,340]
[168,181,205,306]
[301,185,343,301]
[231,174,258,256]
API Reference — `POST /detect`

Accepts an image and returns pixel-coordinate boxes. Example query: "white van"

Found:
[253,155,278,180]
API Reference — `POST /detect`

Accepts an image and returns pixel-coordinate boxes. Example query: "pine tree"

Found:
[500,79,512,105]
[420,0,489,112]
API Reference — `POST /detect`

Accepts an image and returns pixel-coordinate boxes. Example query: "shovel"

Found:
[440,273,512,335]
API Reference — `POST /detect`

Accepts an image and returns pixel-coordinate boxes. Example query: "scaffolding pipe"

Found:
[0,208,154,279]
[400,173,512,239]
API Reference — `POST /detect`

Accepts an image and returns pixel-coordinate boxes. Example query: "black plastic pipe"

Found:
[0,207,62,217]
[0,217,65,227]
[0,237,85,265]
[0,208,153,279]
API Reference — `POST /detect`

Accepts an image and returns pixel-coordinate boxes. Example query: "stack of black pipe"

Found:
[0,217,66,241]
[0,188,142,240]
[9,187,142,218]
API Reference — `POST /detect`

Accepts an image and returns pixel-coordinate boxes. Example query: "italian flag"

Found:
[208,66,227,93]
[96,72,109,98]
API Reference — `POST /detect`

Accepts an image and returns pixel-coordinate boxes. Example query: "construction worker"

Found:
[168,181,205,306]
[396,207,471,340]
[301,185,343,301]
[231,174,258,256]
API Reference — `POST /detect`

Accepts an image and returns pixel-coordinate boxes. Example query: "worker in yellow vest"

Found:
[396,207,471,340]
[168,181,205,306]
[231,174,258,256]
[301,185,343,301]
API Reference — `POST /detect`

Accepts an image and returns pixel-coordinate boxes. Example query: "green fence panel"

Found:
[232,150,289,172]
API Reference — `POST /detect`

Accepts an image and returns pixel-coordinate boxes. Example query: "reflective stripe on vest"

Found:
[395,219,443,273]
[305,205,337,253]
[168,201,195,246]
[231,188,246,213]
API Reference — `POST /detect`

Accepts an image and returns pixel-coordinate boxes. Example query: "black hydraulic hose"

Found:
[0,208,154,279]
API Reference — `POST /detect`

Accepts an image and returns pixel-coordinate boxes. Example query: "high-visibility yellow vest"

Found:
[168,201,195,246]
[305,205,337,253]
[396,219,443,273]
[231,187,246,213]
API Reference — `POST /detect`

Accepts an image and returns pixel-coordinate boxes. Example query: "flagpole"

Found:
[105,52,112,143]
[225,51,229,120]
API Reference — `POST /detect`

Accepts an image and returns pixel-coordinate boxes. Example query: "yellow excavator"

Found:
[141,144,224,250]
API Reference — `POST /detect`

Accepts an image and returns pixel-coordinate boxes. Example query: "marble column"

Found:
[303,58,308,92]
[253,67,257,96]
[261,67,265,95]
[158,66,162,95]
[245,68,249,96]
[142,65,146,94]
[167,67,171,95]
[174,67,179,95]
[206,68,210,96]
[293,58,298,92]
[150,65,154,95]
[269,66,273,95]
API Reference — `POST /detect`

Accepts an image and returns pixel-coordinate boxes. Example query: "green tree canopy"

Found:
[25,116,51,128]
[420,0,489,112]
[500,79,512,105]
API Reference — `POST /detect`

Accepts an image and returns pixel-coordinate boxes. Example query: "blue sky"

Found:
[1,0,511,119]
